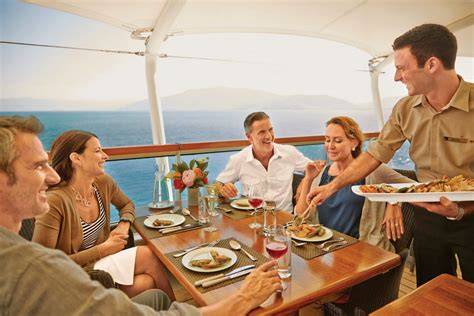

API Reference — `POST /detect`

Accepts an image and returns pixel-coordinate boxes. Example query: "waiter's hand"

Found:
[306,183,336,206]
[411,196,459,217]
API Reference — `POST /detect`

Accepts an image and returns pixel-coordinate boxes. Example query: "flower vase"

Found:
[187,187,200,207]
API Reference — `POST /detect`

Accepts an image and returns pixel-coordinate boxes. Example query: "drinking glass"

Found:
[199,187,218,232]
[263,201,277,236]
[265,224,291,278]
[248,181,266,229]
[205,184,219,217]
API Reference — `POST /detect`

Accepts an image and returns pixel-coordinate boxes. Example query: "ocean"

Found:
[2,110,413,221]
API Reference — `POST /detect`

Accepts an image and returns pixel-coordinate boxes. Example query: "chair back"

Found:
[19,218,36,241]
[291,172,305,207]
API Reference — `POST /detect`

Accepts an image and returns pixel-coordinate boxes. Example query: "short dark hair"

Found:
[244,112,270,133]
[393,23,457,69]
[0,115,44,183]
[50,130,98,184]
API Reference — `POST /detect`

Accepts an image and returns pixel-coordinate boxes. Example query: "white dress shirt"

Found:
[216,143,311,212]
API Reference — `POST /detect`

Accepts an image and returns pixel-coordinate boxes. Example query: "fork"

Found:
[173,239,221,257]
[291,240,307,247]
[322,240,348,252]
[317,237,344,249]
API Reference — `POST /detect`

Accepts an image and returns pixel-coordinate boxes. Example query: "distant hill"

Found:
[1,87,404,112]
[119,87,358,111]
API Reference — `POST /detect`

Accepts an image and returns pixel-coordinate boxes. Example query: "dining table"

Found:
[133,206,401,315]
[371,273,474,316]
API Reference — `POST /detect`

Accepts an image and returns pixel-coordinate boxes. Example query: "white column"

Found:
[369,54,394,131]
[144,0,186,200]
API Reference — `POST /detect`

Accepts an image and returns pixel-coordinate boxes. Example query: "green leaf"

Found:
[190,159,196,169]
[172,163,178,171]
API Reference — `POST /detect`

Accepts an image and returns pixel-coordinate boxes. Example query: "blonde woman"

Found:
[295,117,414,251]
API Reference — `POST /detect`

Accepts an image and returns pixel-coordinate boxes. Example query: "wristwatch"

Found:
[447,207,465,221]
[119,217,134,224]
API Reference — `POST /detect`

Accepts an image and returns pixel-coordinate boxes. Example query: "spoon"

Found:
[229,240,257,261]
[182,208,198,222]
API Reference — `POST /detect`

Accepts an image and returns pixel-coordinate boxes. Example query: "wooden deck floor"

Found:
[399,265,417,297]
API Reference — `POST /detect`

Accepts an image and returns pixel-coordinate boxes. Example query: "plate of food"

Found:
[144,214,185,229]
[287,223,333,242]
[230,198,254,210]
[352,175,474,203]
[182,247,237,273]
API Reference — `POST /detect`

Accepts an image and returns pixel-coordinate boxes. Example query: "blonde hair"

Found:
[326,116,364,158]
[0,116,43,183]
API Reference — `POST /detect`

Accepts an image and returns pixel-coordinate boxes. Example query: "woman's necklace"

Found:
[71,186,94,207]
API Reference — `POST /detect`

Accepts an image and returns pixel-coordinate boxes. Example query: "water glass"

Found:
[263,202,277,236]
[198,195,210,225]
[172,188,182,213]
[204,185,219,217]
[265,224,291,278]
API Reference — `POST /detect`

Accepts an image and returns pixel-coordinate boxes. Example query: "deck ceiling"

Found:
[24,0,474,58]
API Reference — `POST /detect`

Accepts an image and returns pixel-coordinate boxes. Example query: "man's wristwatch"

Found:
[447,207,465,221]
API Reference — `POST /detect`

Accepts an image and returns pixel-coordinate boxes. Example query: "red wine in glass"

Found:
[265,241,288,259]
[248,198,263,208]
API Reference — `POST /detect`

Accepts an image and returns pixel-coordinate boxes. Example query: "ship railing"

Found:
[103,132,380,161]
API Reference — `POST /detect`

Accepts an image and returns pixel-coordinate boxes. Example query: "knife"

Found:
[160,223,203,234]
[194,264,255,286]
[202,268,255,288]
[173,242,210,258]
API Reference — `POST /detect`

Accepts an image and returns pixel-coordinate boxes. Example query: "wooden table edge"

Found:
[133,222,209,306]
[252,253,401,315]
[135,221,401,312]
[370,273,474,316]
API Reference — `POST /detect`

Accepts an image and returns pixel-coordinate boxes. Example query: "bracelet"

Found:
[119,217,134,224]
[447,207,465,221]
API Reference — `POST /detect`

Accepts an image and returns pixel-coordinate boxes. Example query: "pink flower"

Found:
[182,170,196,187]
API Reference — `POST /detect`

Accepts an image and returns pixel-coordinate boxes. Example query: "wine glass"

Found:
[265,224,291,279]
[248,181,266,229]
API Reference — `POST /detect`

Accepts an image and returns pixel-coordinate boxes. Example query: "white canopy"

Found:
[21,0,474,146]
[24,0,474,58]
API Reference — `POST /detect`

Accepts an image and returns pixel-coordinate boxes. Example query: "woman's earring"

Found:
[352,147,356,151]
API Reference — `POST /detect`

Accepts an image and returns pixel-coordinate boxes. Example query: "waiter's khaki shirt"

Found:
[368,78,474,182]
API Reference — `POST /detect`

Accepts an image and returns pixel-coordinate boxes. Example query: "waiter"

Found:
[307,24,474,286]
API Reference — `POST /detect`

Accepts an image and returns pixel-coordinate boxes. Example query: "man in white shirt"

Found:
[216,112,311,212]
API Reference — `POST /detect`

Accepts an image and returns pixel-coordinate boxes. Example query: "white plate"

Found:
[230,198,254,211]
[352,183,474,203]
[144,214,185,229]
[182,247,237,273]
[288,224,333,242]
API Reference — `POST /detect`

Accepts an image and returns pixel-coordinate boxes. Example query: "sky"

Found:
[1,0,473,108]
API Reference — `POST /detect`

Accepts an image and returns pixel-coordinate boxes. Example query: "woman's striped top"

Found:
[79,186,107,250]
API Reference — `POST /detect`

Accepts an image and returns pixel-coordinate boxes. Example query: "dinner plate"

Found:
[230,198,254,211]
[288,224,333,242]
[144,214,185,229]
[352,183,474,203]
[182,247,237,273]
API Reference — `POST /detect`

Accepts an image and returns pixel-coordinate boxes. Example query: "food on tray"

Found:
[190,250,231,269]
[359,175,474,194]
[287,223,326,238]
[153,219,174,227]
[235,199,250,207]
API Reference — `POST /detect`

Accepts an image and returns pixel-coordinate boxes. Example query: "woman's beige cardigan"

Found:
[33,174,135,267]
